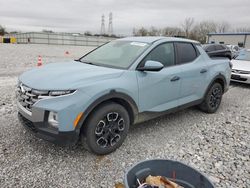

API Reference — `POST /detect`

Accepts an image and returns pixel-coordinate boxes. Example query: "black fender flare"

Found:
[203,73,227,99]
[76,90,139,131]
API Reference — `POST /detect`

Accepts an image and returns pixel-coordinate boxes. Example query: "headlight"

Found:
[239,71,250,74]
[38,90,76,99]
[48,111,59,128]
[49,90,75,96]
[232,69,250,74]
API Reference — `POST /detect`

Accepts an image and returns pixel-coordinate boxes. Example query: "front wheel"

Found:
[81,103,130,155]
[199,82,223,113]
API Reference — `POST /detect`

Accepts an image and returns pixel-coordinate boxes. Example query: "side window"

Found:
[215,45,225,50]
[142,43,175,67]
[206,45,215,52]
[176,42,197,64]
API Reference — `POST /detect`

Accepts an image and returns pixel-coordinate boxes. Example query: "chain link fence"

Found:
[4,32,116,46]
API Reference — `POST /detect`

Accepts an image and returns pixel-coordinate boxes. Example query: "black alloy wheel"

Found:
[208,85,222,110]
[82,102,130,155]
[199,82,223,113]
[95,112,126,148]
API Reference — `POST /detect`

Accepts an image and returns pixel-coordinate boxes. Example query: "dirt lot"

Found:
[0,44,249,188]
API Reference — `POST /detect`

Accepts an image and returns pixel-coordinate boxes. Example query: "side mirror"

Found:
[137,60,164,72]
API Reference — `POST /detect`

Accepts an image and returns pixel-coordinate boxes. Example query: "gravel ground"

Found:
[0,43,249,188]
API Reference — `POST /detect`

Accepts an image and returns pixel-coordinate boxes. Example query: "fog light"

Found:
[48,111,59,128]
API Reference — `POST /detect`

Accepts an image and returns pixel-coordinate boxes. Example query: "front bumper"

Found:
[231,73,250,84]
[18,112,79,146]
[16,86,92,145]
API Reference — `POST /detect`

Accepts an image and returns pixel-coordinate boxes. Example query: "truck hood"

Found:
[19,61,124,90]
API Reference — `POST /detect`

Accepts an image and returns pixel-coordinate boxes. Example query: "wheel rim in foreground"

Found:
[95,112,125,148]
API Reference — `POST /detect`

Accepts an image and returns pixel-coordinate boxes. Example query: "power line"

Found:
[108,12,113,36]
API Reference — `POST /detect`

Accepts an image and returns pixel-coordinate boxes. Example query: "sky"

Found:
[0,0,249,35]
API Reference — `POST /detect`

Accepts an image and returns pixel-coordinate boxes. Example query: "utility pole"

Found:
[108,12,113,36]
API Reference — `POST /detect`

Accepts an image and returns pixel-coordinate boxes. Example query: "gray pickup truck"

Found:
[17,37,231,154]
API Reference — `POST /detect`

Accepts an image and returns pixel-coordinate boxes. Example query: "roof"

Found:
[118,36,199,44]
[118,36,165,43]
[208,32,250,36]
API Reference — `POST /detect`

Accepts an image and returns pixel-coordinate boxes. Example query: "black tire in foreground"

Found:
[199,82,223,113]
[81,102,130,155]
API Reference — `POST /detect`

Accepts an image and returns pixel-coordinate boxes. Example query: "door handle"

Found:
[170,76,180,82]
[200,69,207,73]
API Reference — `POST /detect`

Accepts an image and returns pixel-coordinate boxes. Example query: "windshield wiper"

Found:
[75,59,100,66]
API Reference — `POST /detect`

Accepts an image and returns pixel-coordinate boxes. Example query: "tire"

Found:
[199,82,223,113]
[81,102,130,155]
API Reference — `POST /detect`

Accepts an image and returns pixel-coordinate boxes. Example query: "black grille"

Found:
[231,75,247,81]
[17,83,48,112]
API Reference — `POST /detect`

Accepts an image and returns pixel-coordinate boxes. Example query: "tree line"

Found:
[132,18,250,44]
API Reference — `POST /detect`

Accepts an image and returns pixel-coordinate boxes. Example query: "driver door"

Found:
[136,42,182,112]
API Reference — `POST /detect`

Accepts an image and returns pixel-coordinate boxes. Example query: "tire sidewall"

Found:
[84,103,130,155]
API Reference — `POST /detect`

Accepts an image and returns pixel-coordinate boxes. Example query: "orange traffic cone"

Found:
[37,55,42,66]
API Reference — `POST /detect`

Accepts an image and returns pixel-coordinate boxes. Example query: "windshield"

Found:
[80,40,150,69]
[235,51,250,61]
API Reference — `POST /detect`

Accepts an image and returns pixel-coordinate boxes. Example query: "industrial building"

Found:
[2,32,116,46]
[207,32,250,48]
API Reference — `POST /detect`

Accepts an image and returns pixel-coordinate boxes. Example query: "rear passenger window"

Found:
[176,43,197,64]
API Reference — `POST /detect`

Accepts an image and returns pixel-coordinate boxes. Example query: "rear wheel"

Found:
[81,102,130,155]
[199,82,223,113]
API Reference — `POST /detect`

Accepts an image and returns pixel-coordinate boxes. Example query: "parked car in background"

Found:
[231,49,250,84]
[17,37,231,155]
[227,45,241,59]
[203,44,232,60]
